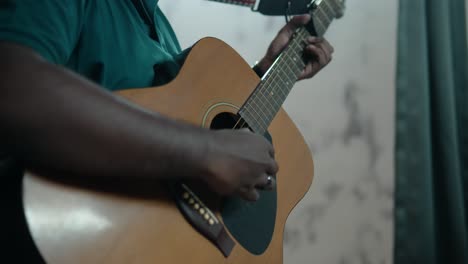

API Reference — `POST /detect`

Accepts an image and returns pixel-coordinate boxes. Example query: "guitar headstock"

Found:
[309,0,346,18]
[333,0,346,18]
[306,0,346,36]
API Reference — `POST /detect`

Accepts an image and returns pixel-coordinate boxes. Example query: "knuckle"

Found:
[272,160,279,172]
[266,159,279,174]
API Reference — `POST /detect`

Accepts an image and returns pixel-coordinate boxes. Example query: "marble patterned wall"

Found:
[159,1,397,263]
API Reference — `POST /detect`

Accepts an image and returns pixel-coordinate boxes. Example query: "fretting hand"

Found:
[256,14,334,80]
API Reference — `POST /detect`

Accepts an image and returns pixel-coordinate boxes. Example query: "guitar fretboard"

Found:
[239,0,345,135]
[207,0,256,7]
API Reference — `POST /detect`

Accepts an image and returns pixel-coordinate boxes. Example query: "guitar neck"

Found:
[206,0,256,7]
[239,0,345,135]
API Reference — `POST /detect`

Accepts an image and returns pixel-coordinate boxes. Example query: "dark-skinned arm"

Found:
[0,42,278,201]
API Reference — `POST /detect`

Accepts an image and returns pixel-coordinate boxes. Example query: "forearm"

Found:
[0,42,209,181]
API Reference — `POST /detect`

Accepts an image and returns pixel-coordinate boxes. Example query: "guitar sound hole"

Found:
[210,112,248,130]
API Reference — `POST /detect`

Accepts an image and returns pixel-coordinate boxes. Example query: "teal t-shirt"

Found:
[0,1,182,262]
[0,0,182,90]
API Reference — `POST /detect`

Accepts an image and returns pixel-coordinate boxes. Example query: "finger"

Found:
[320,38,334,54]
[305,37,334,55]
[298,61,321,80]
[306,44,329,66]
[266,159,279,175]
[305,36,324,44]
[237,187,260,202]
[314,41,334,59]
[255,174,276,191]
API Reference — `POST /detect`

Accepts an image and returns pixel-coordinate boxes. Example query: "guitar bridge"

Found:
[171,182,235,257]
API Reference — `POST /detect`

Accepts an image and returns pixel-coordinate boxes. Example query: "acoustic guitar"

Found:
[22,1,344,263]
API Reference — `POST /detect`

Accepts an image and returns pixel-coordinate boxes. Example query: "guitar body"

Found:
[23,37,314,263]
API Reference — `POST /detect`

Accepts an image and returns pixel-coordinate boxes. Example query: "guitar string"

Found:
[246,30,305,129]
[245,1,336,123]
[231,2,336,132]
[232,28,309,132]
[231,29,308,131]
[240,29,306,129]
[237,32,311,132]
[246,28,308,119]
[238,2,334,127]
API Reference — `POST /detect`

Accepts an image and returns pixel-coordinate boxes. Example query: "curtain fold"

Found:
[395,0,468,263]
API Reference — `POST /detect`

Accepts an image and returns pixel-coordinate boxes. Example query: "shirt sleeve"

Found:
[0,0,86,64]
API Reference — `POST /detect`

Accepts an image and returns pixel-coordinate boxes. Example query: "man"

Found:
[0,0,333,262]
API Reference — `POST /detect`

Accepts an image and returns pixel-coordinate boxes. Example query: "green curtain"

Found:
[395,0,468,263]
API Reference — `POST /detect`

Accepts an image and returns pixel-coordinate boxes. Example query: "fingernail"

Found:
[308,37,318,43]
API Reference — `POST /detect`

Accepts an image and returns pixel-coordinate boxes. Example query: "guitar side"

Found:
[23,37,314,264]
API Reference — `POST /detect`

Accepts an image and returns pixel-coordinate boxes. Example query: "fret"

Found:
[268,79,288,100]
[243,107,268,134]
[281,64,297,86]
[267,66,294,95]
[258,87,279,111]
[320,3,335,25]
[244,98,271,129]
[254,89,278,121]
[260,71,282,100]
[245,88,280,130]
[253,88,275,114]
[273,82,289,100]
[290,35,303,53]
[322,0,337,19]
[316,6,332,28]
[250,88,277,123]
[290,54,305,74]
[241,108,268,133]
[262,77,285,104]
[270,80,286,107]
[290,37,306,62]
[240,113,265,134]
[265,76,287,109]
[328,0,345,18]
[312,12,327,36]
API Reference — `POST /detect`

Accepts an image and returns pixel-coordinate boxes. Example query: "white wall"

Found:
[159,1,397,263]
